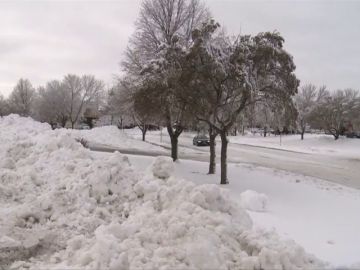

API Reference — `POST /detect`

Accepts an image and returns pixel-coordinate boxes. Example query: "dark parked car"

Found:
[193,135,210,146]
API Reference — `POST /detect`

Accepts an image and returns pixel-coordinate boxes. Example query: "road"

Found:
[89,134,360,189]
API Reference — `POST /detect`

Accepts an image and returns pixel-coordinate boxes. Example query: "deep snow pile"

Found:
[0,115,325,269]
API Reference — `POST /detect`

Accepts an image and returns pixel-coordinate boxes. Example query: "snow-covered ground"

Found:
[228,133,360,159]
[0,115,326,269]
[72,125,165,153]
[126,155,360,268]
[99,126,360,267]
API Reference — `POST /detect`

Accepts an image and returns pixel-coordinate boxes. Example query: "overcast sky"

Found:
[0,0,359,97]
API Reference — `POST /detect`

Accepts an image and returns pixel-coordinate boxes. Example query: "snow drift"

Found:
[0,115,324,269]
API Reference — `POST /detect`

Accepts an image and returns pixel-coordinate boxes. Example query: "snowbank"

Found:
[0,115,324,269]
[240,190,268,212]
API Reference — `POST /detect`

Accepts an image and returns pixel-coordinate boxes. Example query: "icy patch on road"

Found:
[0,115,324,269]
[240,190,269,212]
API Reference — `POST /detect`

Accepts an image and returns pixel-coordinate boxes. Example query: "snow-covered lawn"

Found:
[228,133,360,159]
[1,116,359,269]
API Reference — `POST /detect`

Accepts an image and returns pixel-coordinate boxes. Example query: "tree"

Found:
[108,78,160,141]
[254,102,273,137]
[123,0,210,161]
[0,94,9,117]
[63,74,104,129]
[141,39,191,160]
[344,89,360,132]
[35,80,68,128]
[125,0,210,65]
[105,83,129,127]
[8,78,36,116]
[185,21,299,184]
[311,89,360,140]
[132,83,161,141]
[295,84,324,139]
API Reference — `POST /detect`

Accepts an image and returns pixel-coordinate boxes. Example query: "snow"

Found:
[150,156,174,179]
[126,155,360,268]
[0,115,324,269]
[72,125,164,153]
[229,133,360,158]
[52,124,360,267]
[239,190,268,212]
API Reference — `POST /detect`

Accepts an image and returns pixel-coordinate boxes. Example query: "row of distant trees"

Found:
[295,85,360,140]
[2,77,358,144]
[0,75,104,129]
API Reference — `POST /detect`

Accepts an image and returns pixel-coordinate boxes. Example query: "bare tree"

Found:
[8,78,36,116]
[106,79,139,130]
[344,89,360,132]
[108,77,160,140]
[106,84,126,127]
[35,80,68,128]
[131,83,161,141]
[63,74,104,129]
[310,89,359,140]
[295,84,320,139]
[125,0,210,66]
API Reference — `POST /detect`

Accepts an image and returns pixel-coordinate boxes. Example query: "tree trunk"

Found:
[86,118,94,129]
[166,123,182,161]
[142,127,147,141]
[264,127,267,137]
[220,131,229,185]
[301,125,305,140]
[61,119,67,128]
[71,121,75,129]
[170,135,178,161]
[208,130,217,174]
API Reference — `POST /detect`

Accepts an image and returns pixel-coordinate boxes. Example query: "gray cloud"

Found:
[0,0,359,97]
